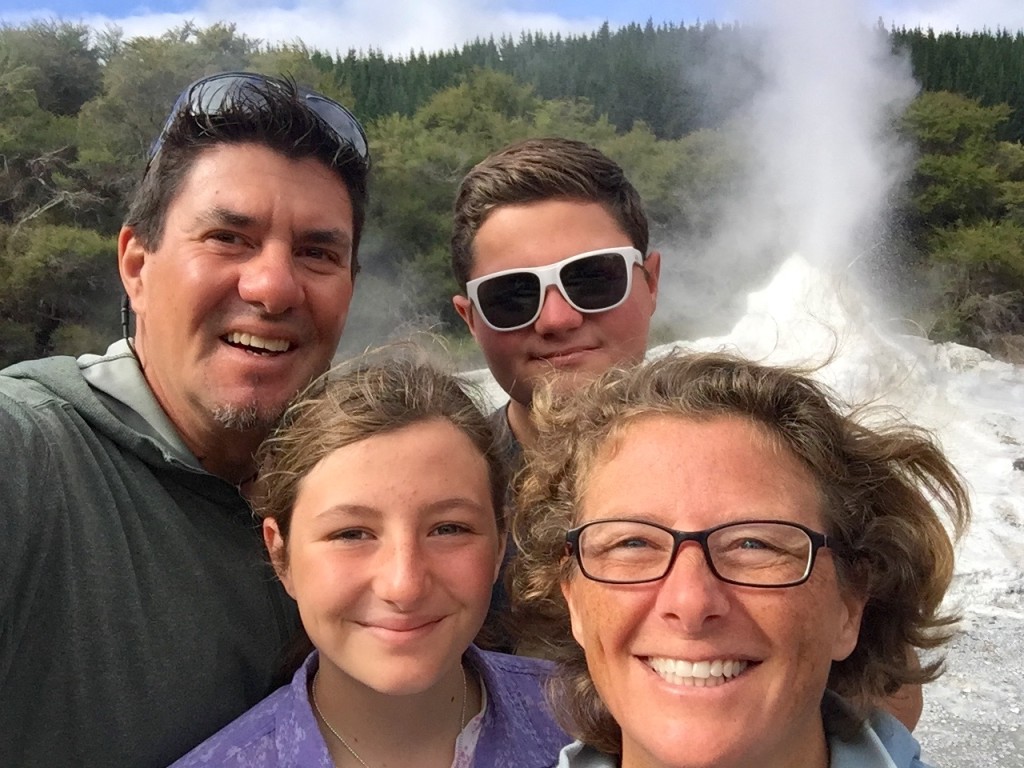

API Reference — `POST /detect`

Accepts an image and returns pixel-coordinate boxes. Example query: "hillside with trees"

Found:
[1,19,1022,367]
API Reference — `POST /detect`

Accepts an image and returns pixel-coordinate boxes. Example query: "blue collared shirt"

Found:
[555,692,931,768]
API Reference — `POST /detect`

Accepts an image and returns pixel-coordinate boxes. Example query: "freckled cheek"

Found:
[295,587,360,636]
[792,633,831,679]
[292,559,362,614]
[580,589,644,660]
[434,549,501,593]
[768,595,839,684]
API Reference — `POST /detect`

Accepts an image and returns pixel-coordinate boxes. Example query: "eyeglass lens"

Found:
[576,520,814,586]
[476,251,631,329]
[475,270,543,329]
[562,252,631,309]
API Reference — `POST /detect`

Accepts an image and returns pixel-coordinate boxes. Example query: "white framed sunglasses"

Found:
[465,246,645,332]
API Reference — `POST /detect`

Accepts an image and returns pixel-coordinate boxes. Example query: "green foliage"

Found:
[892,27,1024,142]
[601,122,680,209]
[324,21,762,141]
[995,140,1024,179]
[78,23,261,170]
[0,317,36,365]
[912,151,1003,224]
[994,141,1024,225]
[250,43,353,102]
[599,125,743,241]
[901,96,1024,356]
[0,20,102,116]
[902,90,1011,154]
[901,92,1013,230]
[0,223,119,366]
[49,322,112,358]
[0,62,99,232]
[933,219,1024,285]
[0,65,77,155]
[359,69,734,330]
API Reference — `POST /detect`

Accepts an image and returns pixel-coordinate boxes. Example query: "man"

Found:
[451,137,660,454]
[0,73,370,767]
[450,136,925,731]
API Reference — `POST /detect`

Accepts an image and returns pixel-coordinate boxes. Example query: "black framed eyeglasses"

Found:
[146,71,370,173]
[465,246,644,332]
[565,519,841,588]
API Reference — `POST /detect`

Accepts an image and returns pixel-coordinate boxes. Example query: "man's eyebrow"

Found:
[196,206,261,229]
[302,228,352,250]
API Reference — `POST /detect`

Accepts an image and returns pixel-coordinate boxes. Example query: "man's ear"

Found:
[118,226,147,316]
[642,250,662,312]
[452,294,478,337]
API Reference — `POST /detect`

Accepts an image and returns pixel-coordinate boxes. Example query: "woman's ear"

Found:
[561,578,587,650]
[831,587,867,662]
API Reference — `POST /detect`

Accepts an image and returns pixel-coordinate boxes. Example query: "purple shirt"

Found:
[168,645,569,768]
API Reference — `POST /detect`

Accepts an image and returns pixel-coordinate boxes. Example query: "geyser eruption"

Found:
[661,0,919,357]
[735,0,917,272]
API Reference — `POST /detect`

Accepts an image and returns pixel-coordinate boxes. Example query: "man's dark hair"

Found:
[124,76,369,274]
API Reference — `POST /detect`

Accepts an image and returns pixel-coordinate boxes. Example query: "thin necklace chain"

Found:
[311,664,468,768]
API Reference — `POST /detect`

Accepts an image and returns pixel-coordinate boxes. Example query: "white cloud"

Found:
[871,0,1024,32]
[10,0,607,57]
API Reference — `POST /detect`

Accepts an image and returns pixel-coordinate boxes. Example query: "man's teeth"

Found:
[226,332,290,352]
[647,657,749,687]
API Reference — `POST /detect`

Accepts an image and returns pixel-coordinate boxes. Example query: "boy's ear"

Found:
[453,294,479,338]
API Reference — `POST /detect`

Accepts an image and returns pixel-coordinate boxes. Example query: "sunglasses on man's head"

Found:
[147,71,370,173]
[466,246,645,332]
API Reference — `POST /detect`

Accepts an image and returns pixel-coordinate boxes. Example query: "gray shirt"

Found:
[0,341,298,768]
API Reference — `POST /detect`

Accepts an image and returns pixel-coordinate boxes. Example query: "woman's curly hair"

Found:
[509,349,970,754]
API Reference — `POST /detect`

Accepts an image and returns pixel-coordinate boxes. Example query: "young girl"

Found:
[171,358,568,767]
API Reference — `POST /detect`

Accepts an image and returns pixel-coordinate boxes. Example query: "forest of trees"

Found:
[1,19,1022,367]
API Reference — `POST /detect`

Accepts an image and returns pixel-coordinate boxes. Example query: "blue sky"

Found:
[1,0,1021,56]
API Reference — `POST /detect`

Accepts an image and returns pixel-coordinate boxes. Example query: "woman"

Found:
[511,351,969,768]
[171,357,568,767]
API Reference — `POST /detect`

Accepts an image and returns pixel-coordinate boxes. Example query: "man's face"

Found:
[120,142,356,460]
[453,199,659,407]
